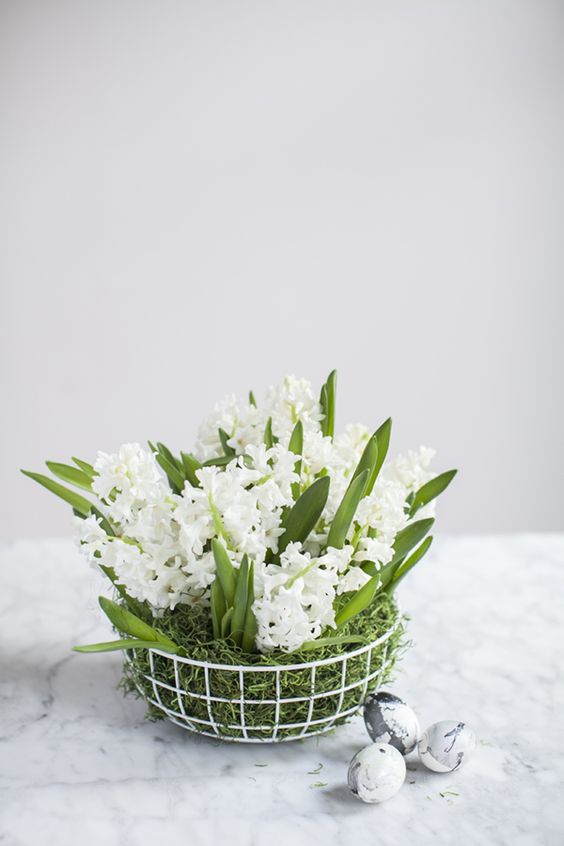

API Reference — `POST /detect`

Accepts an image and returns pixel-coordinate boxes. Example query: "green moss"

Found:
[121,592,406,741]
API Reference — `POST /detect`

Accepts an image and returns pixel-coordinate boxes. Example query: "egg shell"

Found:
[418,720,476,773]
[348,742,406,804]
[363,691,420,754]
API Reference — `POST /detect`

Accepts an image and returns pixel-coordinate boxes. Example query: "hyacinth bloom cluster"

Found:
[23,373,456,655]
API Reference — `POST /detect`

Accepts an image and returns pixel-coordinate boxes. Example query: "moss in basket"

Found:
[120,590,406,741]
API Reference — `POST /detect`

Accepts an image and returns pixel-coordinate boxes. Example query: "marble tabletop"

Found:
[0,534,562,846]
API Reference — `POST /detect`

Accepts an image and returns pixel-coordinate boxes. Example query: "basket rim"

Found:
[144,601,401,673]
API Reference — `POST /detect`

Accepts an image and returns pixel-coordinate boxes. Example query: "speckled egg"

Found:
[347,742,406,803]
[363,691,420,754]
[418,720,476,772]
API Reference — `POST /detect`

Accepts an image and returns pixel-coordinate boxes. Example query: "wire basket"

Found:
[124,613,401,743]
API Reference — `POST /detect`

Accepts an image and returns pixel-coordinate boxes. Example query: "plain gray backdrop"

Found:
[1,0,563,540]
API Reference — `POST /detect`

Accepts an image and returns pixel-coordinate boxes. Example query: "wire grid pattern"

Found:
[125,617,400,743]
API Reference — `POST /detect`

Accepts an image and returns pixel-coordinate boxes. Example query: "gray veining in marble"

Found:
[1,535,563,845]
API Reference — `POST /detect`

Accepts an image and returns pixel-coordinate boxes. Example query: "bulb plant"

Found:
[22,371,456,659]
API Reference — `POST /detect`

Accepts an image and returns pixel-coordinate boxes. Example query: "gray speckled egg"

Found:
[418,720,476,773]
[363,691,420,754]
[347,742,406,804]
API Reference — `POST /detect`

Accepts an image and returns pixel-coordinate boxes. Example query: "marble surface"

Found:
[1,534,562,846]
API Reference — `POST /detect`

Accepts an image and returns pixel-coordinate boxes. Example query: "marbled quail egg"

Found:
[418,720,476,772]
[347,742,406,803]
[363,691,420,755]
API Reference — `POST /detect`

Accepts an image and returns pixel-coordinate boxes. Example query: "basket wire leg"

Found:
[238,669,249,740]
[271,670,281,742]
[323,655,348,732]
[299,665,317,737]
[173,657,197,732]
[148,650,167,712]
[203,664,220,737]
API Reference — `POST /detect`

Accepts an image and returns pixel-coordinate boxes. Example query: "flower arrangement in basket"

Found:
[23,372,456,742]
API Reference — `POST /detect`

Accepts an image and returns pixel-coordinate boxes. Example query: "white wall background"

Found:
[1,0,563,540]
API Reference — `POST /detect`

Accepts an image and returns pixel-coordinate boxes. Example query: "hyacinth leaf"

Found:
[300,634,368,651]
[46,461,93,492]
[324,370,337,439]
[210,577,226,639]
[181,452,202,487]
[72,457,96,478]
[372,417,392,490]
[264,417,275,449]
[73,639,181,654]
[335,574,379,628]
[249,390,257,408]
[154,452,184,494]
[390,518,435,567]
[277,475,330,555]
[288,419,303,499]
[351,435,378,492]
[202,455,236,468]
[99,565,147,617]
[98,596,178,651]
[212,539,237,607]
[241,562,257,653]
[327,469,369,550]
[409,470,457,517]
[221,607,234,639]
[218,428,236,457]
[319,383,329,436]
[21,470,95,517]
[156,442,182,471]
[230,555,249,646]
[388,536,434,591]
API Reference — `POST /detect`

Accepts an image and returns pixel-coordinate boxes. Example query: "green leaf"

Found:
[46,461,93,492]
[221,607,234,639]
[300,634,368,651]
[241,562,257,653]
[372,417,392,490]
[98,596,178,651]
[181,452,202,487]
[249,390,257,408]
[73,638,180,654]
[202,455,236,468]
[72,457,96,478]
[409,470,457,516]
[154,452,185,494]
[218,428,236,457]
[230,555,249,646]
[388,536,433,591]
[212,539,237,607]
[390,518,435,565]
[335,575,379,628]
[210,577,226,639]
[99,565,147,617]
[264,417,275,449]
[327,469,369,549]
[277,476,330,555]
[351,435,379,495]
[288,419,303,500]
[21,470,95,517]
[156,442,182,471]
[324,370,337,439]
[319,383,328,436]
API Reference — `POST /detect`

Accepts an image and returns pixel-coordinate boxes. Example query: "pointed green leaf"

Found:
[181,452,202,487]
[202,455,236,468]
[72,457,96,478]
[210,577,226,639]
[218,428,236,457]
[264,417,275,449]
[388,536,434,591]
[390,518,435,565]
[327,469,369,549]
[324,370,337,439]
[98,596,178,650]
[46,461,93,492]
[409,470,457,516]
[230,555,249,645]
[372,417,392,490]
[241,562,257,653]
[319,384,329,436]
[288,419,303,500]
[300,634,368,651]
[73,638,180,654]
[249,390,257,408]
[156,442,182,470]
[21,470,95,517]
[277,476,330,555]
[212,539,236,607]
[335,574,379,628]
[351,435,378,492]
[154,452,185,494]
[221,607,234,639]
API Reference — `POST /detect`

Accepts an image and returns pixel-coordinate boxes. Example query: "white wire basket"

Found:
[124,613,401,743]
